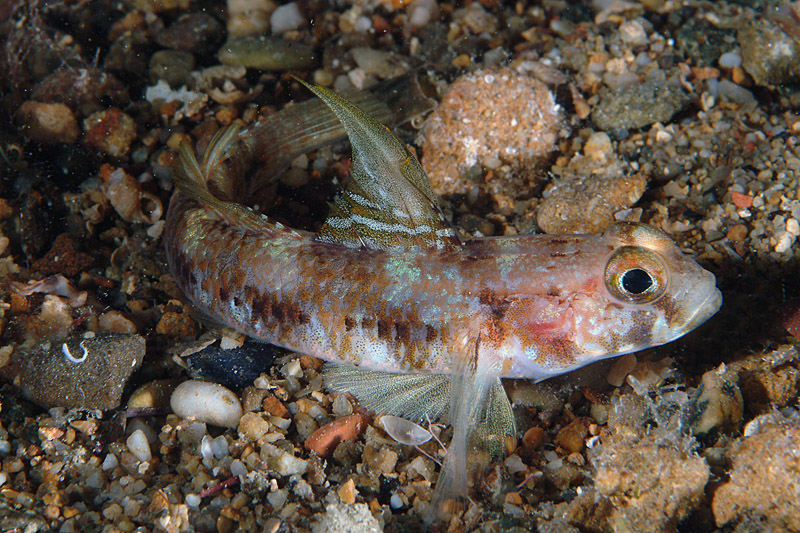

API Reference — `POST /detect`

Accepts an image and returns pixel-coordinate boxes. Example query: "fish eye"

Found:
[621,268,653,294]
[605,247,668,304]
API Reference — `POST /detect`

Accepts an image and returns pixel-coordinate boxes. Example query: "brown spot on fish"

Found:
[377,317,391,339]
[426,324,437,342]
[479,289,511,321]
[395,321,411,344]
[344,316,356,330]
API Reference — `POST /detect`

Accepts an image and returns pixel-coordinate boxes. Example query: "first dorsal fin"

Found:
[293,77,461,251]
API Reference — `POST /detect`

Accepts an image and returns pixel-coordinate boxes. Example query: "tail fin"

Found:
[173,126,286,234]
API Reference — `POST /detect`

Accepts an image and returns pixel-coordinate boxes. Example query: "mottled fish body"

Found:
[164,77,721,512]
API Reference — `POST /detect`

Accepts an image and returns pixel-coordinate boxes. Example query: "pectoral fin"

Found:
[323,362,450,423]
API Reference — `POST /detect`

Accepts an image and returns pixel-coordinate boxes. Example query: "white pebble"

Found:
[211,435,229,459]
[787,218,800,236]
[230,458,248,477]
[504,454,528,474]
[0,472,7,488]
[774,231,796,253]
[390,493,404,509]
[102,454,119,471]
[270,2,305,33]
[201,435,214,469]
[619,20,648,46]
[171,380,243,429]
[718,51,742,69]
[185,493,201,508]
[0,439,10,455]
[126,429,152,463]
[280,359,303,378]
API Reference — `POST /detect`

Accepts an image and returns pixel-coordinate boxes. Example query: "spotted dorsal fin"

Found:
[294,77,461,251]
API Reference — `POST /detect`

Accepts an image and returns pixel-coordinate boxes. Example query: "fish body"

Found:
[163,77,721,510]
[167,206,718,380]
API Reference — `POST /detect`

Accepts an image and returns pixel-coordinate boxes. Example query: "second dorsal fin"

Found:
[294,77,461,251]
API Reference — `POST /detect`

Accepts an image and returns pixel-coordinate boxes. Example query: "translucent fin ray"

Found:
[293,77,460,251]
[323,363,451,423]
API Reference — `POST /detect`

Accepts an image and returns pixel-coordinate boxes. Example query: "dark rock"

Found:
[154,13,224,56]
[592,80,690,131]
[185,339,281,391]
[149,50,195,88]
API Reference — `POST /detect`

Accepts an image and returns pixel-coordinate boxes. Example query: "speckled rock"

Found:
[591,80,689,131]
[149,50,196,88]
[311,502,382,533]
[0,334,145,410]
[15,101,80,144]
[30,66,129,115]
[154,13,224,55]
[537,132,648,234]
[218,36,314,71]
[587,394,710,532]
[419,67,563,197]
[83,109,138,160]
[712,412,800,530]
[739,17,800,87]
[684,364,743,440]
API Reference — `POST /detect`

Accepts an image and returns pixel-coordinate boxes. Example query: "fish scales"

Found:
[163,77,722,514]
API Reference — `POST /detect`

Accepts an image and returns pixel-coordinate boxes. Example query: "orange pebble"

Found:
[731,191,754,209]
[304,413,370,457]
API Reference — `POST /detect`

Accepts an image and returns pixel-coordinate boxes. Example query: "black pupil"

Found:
[621,268,653,294]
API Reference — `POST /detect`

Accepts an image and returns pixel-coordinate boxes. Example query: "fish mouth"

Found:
[682,286,722,333]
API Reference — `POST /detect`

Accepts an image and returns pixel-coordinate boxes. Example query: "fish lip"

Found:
[683,287,722,332]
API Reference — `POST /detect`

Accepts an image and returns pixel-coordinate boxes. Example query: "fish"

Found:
[163,76,722,516]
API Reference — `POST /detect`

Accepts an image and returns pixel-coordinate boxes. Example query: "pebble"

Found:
[739,18,800,87]
[712,412,800,530]
[260,442,308,476]
[420,67,562,196]
[154,13,224,55]
[83,109,138,160]
[218,36,314,71]
[313,502,381,533]
[588,394,710,531]
[350,48,412,79]
[170,380,244,428]
[718,51,742,69]
[619,19,648,47]
[149,50,196,88]
[128,380,177,409]
[537,132,648,234]
[270,2,305,33]
[0,334,145,410]
[126,429,152,463]
[592,80,690,131]
[684,365,743,440]
[379,415,432,446]
[15,101,80,144]
[226,0,275,38]
[184,340,279,391]
[305,412,370,457]
[555,418,588,454]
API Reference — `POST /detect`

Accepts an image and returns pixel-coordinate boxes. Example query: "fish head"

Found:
[500,222,722,380]
[597,221,722,346]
